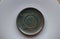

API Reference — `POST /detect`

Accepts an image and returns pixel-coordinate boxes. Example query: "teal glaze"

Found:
[16,8,44,35]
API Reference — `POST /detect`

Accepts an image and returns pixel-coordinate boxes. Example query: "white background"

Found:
[0,0,60,39]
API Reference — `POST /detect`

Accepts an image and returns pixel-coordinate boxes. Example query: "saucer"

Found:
[16,7,44,35]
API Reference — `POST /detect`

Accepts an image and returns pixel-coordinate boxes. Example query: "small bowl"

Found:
[16,7,44,35]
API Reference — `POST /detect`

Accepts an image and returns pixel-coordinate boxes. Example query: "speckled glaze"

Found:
[16,8,44,35]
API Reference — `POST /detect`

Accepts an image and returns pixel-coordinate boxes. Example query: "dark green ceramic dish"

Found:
[16,7,44,35]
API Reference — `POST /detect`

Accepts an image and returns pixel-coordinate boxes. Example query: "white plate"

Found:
[0,0,60,39]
